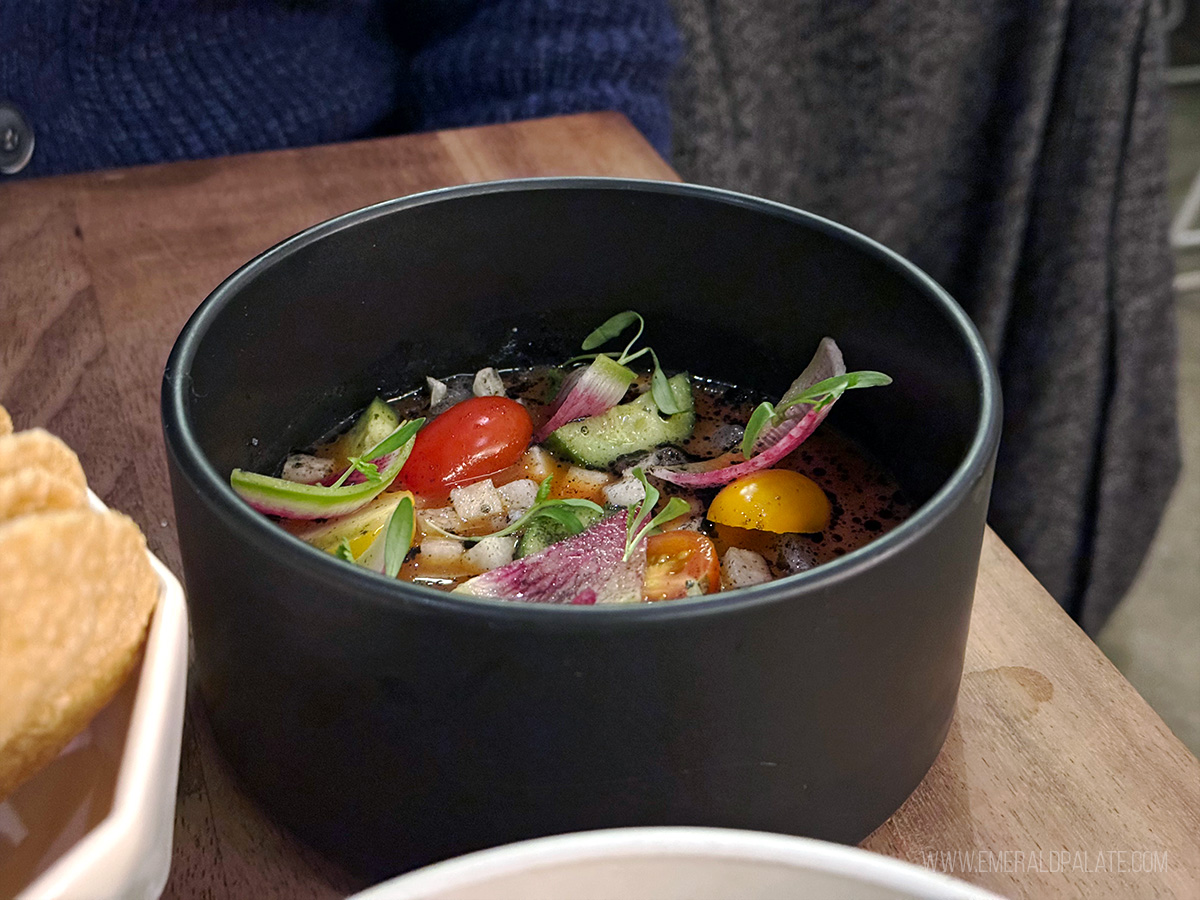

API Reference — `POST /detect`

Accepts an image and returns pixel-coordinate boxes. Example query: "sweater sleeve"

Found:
[403,0,681,158]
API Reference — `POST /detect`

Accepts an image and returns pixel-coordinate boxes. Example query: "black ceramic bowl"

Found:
[162,179,1000,880]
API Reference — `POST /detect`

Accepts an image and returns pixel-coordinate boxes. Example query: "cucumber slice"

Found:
[330,397,399,462]
[515,506,603,558]
[543,374,694,469]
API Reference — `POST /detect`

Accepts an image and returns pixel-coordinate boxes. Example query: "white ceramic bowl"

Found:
[0,492,188,900]
[350,827,1008,900]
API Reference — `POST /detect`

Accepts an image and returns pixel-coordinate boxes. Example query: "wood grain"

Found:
[863,531,1200,898]
[0,113,1196,899]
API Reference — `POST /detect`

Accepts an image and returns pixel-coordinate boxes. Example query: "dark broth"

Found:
[367,367,913,585]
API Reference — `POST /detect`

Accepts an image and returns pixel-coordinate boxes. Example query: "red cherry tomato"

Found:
[643,530,721,601]
[398,396,532,499]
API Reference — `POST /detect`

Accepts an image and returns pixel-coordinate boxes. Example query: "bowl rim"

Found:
[162,176,1002,624]
[346,826,1008,900]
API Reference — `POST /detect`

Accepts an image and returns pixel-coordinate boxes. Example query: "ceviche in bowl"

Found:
[229,311,899,605]
[162,178,999,880]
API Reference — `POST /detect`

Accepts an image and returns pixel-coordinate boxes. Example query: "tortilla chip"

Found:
[0,429,87,493]
[0,468,88,522]
[0,404,11,437]
[0,509,159,800]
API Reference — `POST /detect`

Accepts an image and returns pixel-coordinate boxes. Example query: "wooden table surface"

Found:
[2,112,1198,899]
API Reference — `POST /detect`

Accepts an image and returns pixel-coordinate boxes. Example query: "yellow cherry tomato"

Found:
[707,469,831,534]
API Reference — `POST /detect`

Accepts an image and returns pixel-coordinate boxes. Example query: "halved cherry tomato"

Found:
[398,396,532,499]
[643,530,721,601]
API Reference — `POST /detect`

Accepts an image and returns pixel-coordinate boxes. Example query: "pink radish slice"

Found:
[649,338,845,489]
[533,355,636,443]
[455,512,646,604]
[649,406,831,488]
[752,338,845,454]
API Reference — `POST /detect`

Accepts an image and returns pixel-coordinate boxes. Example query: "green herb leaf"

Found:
[575,312,684,412]
[649,350,685,415]
[422,494,604,543]
[741,401,777,458]
[624,468,689,559]
[334,538,355,562]
[535,474,555,505]
[363,417,426,461]
[346,456,381,483]
[384,495,415,578]
[740,371,893,459]
[485,498,603,541]
[533,504,590,536]
[579,310,650,367]
[779,371,892,416]
[625,468,660,557]
[582,310,641,351]
[646,497,691,532]
[330,417,425,488]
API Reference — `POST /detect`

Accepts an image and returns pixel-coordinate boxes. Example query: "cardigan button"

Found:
[0,102,35,175]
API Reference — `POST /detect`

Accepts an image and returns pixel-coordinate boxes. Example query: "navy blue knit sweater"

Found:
[0,1,679,179]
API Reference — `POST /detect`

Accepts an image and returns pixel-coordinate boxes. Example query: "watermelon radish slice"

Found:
[649,339,847,489]
[230,421,421,520]
[648,407,832,488]
[533,354,636,443]
[750,338,845,454]
[454,511,646,604]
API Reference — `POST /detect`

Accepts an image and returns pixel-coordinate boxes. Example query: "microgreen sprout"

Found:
[383,495,415,578]
[740,371,892,459]
[582,310,643,354]
[624,468,691,561]
[535,474,554,504]
[330,417,425,488]
[334,538,355,562]
[344,457,380,484]
[423,475,604,543]
[575,311,686,415]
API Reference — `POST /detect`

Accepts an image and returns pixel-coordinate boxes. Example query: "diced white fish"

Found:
[779,534,815,574]
[465,535,516,572]
[519,445,557,483]
[419,505,465,536]
[281,453,335,484]
[603,474,647,508]
[419,538,466,566]
[721,547,772,590]
[426,376,448,408]
[473,367,506,397]
[450,479,507,530]
[498,479,539,517]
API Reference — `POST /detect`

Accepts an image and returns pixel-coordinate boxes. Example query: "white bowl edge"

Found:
[351,827,1011,900]
[12,492,189,900]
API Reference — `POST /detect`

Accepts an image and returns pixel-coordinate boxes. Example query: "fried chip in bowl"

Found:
[0,469,87,523]
[0,404,11,438]
[0,430,87,493]
[0,412,186,899]
[0,509,160,800]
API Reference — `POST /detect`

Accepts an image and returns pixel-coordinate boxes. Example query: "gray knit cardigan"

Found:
[668,0,1180,634]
